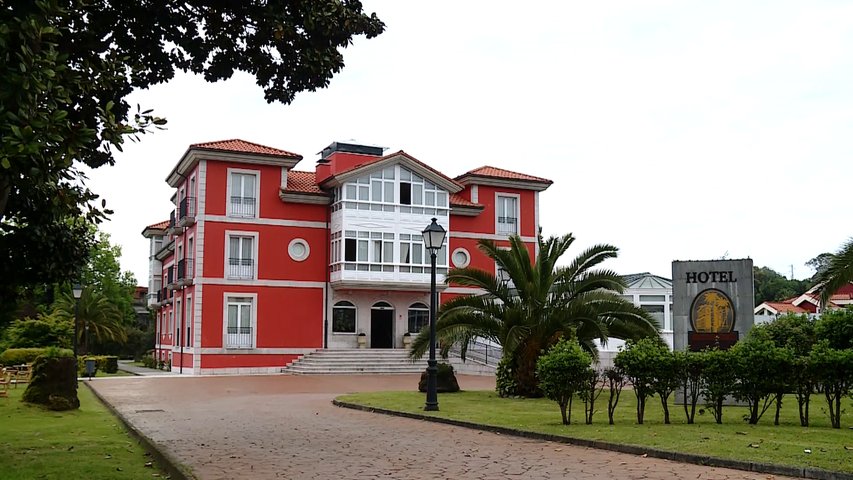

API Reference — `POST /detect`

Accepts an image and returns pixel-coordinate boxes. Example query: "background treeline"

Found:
[0,229,152,361]
[537,310,853,428]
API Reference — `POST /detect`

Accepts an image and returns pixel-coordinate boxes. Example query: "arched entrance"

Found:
[370,302,394,348]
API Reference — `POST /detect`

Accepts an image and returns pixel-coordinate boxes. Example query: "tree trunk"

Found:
[636,394,645,425]
[714,398,723,424]
[513,351,541,397]
[660,394,670,424]
[560,400,569,425]
[774,393,782,426]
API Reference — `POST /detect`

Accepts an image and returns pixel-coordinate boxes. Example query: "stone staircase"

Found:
[282,349,428,375]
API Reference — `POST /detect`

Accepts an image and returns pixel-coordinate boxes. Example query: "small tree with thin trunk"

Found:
[701,348,736,424]
[579,368,604,425]
[614,338,659,425]
[810,341,853,429]
[678,351,704,424]
[731,338,792,425]
[536,338,592,425]
[603,366,625,425]
[792,356,816,427]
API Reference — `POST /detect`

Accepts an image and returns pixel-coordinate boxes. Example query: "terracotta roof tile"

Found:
[191,139,302,159]
[284,171,325,194]
[449,193,482,208]
[459,166,552,184]
[145,220,169,230]
[764,302,808,313]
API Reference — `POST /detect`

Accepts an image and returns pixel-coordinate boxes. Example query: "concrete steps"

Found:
[283,348,428,375]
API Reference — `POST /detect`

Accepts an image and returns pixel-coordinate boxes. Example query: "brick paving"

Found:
[89,375,790,480]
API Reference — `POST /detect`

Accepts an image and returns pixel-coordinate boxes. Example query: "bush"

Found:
[1,347,49,366]
[536,338,592,425]
[141,353,158,369]
[614,338,661,425]
[0,315,73,351]
[730,338,793,425]
[603,366,625,425]
[495,357,518,398]
[103,356,118,373]
[701,348,736,424]
[418,362,460,393]
[678,351,705,424]
[78,356,100,377]
[809,341,853,429]
[22,349,79,411]
[814,309,853,350]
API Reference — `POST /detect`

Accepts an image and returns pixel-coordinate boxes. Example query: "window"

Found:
[400,233,447,274]
[332,301,357,333]
[228,235,255,279]
[185,297,192,347]
[407,303,429,333]
[496,261,515,289]
[288,239,310,262]
[399,168,449,215]
[226,297,254,348]
[341,230,394,271]
[451,248,470,268]
[229,171,257,218]
[496,195,518,234]
[175,300,181,340]
[641,304,666,330]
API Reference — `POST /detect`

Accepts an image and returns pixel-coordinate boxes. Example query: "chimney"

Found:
[315,141,385,184]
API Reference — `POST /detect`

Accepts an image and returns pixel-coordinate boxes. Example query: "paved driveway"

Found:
[89,375,788,480]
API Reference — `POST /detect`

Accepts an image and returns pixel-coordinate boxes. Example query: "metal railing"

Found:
[166,265,175,285]
[449,339,502,367]
[177,258,194,280]
[230,196,256,217]
[225,326,253,348]
[227,258,254,279]
[179,196,196,220]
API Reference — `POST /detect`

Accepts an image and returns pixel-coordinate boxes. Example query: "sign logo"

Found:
[690,289,735,333]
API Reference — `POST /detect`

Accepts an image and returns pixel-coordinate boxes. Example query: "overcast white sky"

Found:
[87,1,853,285]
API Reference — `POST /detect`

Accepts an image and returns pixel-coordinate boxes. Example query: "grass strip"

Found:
[336,390,853,476]
[0,383,170,480]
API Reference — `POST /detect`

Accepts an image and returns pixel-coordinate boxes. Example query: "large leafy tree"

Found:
[815,237,853,308]
[752,266,811,306]
[0,0,384,306]
[410,233,659,397]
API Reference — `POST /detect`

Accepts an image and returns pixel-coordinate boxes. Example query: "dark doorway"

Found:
[371,305,394,349]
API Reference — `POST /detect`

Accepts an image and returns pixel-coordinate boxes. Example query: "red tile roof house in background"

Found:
[142,140,552,375]
[754,282,853,317]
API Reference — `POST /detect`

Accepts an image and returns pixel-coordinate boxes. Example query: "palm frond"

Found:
[815,237,853,307]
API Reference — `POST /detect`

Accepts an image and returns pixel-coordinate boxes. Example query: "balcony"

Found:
[330,262,447,290]
[167,210,183,235]
[160,287,172,305]
[230,196,256,218]
[225,326,253,349]
[177,258,194,286]
[227,258,254,280]
[154,239,175,261]
[178,196,196,227]
[166,265,177,289]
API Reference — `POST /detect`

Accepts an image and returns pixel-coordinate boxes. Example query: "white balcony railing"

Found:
[225,327,253,349]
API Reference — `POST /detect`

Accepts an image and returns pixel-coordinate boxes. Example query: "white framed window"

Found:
[332,301,357,334]
[496,194,519,235]
[341,230,395,272]
[228,169,259,218]
[407,302,430,333]
[288,238,310,262]
[175,299,182,341]
[185,296,192,347]
[399,167,449,216]
[168,310,174,340]
[400,233,447,273]
[224,294,256,349]
[226,232,257,279]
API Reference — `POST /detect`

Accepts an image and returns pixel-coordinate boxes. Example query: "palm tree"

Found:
[53,287,128,350]
[410,233,659,397]
[815,237,853,308]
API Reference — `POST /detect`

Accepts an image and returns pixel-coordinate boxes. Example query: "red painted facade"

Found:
[143,140,551,374]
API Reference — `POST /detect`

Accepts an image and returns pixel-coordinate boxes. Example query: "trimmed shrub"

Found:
[814,309,853,350]
[22,348,79,411]
[418,362,460,393]
[730,338,793,425]
[701,348,736,424]
[614,338,660,425]
[1,347,49,366]
[536,338,592,425]
[809,341,853,429]
[103,356,119,373]
[603,366,626,425]
[678,351,705,424]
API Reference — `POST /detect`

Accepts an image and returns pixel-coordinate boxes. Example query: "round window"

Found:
[288,239,310,262]
[451,248,470,268]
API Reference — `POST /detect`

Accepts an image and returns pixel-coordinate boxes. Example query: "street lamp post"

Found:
[71,283,83,358]
[422,217,446,412]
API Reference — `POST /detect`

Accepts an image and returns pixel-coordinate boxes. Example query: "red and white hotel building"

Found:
[142,140,551,374]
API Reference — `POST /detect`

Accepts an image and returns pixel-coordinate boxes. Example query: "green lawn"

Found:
[337,389,853,473]
[0,385,169,480]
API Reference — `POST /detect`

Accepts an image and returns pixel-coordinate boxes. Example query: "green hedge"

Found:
[75,355,118,375]
[1,347,49,365]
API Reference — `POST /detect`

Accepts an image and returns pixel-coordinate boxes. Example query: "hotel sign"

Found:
[672,260,754,352]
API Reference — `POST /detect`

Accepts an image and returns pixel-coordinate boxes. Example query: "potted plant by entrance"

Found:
[357,332,367,349]
[402,332,413,348]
